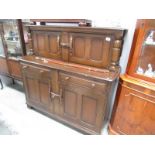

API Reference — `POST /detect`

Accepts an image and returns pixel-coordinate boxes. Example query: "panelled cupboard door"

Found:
[32,31,61,59]
[61,84,80,123]
[79,86,106,133]
[68,33,113,68]
[22,65,54,113]
[61,81,106,133]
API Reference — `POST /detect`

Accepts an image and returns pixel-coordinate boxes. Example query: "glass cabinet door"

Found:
[0,34,5,57]
[3,20,22,58]
[136,29,155,79]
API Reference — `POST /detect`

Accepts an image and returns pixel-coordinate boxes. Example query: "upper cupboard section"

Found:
[27,26,126,69]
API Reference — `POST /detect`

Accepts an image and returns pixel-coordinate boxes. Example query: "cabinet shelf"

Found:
[5,39,19,43]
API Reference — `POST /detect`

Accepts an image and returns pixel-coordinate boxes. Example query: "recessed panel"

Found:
[39,82,50,105]
[27,78,39,101]
[74,37,85,58]
[90,39,103,61]
[49,35,58,53]
[81,95,97,125]
[64,89,77,117]
[37,34,46,51]
[32,33,38,52]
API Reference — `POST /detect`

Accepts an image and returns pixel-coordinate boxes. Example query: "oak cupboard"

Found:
[21,25,126,134]
[109,19,155,135]
[21,57,115,134]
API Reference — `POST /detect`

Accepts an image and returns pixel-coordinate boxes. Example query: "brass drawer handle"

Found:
[65,77,70,80]
[22,66,28,69]
[40,70,44,73]
[91,83,96,87]
[125,93,130,97]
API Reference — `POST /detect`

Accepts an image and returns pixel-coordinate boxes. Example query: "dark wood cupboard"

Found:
[109,19,155,135]
[20,25,126,134]
[20,57,114,134]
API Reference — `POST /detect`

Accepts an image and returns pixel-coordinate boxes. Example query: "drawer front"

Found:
[59,72,107,93]
[21,64,51,79]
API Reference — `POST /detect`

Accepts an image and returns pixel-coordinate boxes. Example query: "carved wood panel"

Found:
[79,88,106,132]
[62,86,79,121]
[81,95,97,125]
[32,31,61,59]
[69,33,113,68]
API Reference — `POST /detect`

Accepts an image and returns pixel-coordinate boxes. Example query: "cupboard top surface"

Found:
[26,25,126,38]
[120,74,155,91]
[20,55,120,82]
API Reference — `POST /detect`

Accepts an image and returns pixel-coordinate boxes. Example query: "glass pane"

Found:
[136,30,155,78]
[3,20,22,58]
[0,35,5,57]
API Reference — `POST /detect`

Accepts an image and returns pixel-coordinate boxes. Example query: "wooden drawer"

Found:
[59,72,107,93]
[21,64,51,79]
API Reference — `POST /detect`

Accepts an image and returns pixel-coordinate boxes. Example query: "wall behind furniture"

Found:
[92,18,136,73]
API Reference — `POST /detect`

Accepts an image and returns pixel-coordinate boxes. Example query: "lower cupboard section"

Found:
[21,63,112,134]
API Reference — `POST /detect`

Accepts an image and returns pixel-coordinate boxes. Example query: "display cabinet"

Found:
[0,19,26,80]
[127,20,155,82]
[109,19,155,135]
